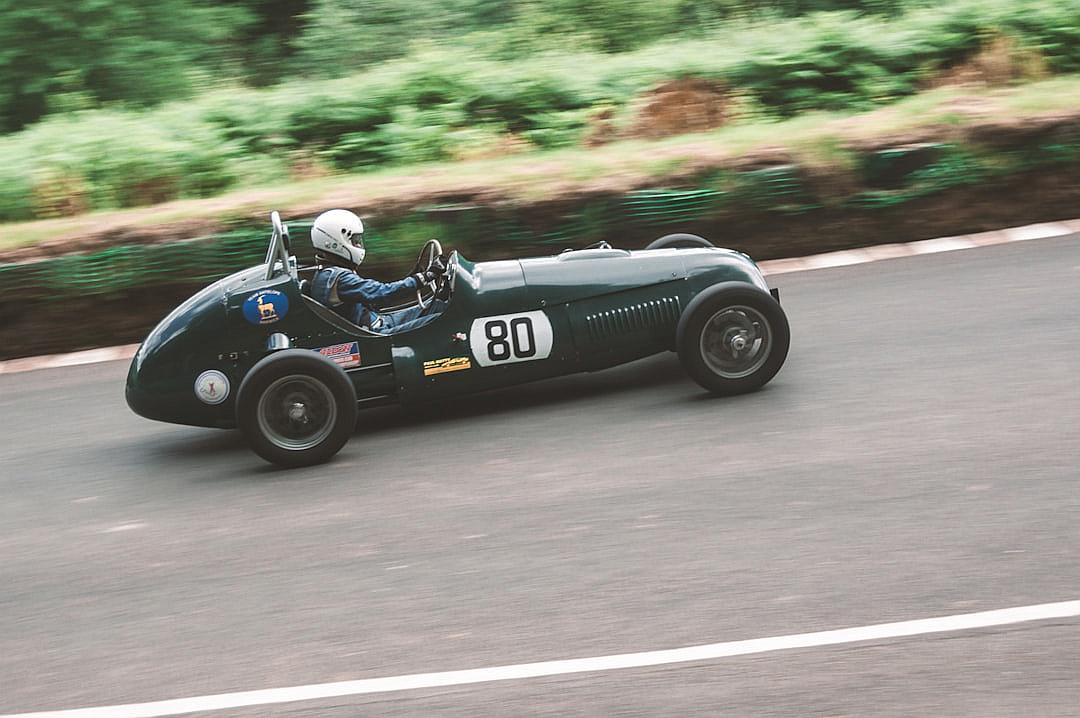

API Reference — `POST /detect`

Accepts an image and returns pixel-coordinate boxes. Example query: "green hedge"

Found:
[1,0,1077,222]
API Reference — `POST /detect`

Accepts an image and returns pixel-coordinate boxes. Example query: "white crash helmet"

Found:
[311,209,366,267]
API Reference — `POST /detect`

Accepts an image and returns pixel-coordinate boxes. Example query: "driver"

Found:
[309,209,447,334]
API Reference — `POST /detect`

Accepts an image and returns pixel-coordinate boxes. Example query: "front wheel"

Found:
[236,350,358,467]
[677,283,789,396]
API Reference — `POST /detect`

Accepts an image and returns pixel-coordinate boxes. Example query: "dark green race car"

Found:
[126,212,790,467]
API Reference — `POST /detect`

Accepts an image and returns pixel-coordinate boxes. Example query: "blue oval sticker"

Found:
[242,290,289,325]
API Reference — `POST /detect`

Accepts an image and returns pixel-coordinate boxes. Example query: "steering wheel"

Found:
[413,239,443,309]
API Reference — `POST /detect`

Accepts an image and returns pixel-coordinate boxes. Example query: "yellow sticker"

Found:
[423,356,472,376]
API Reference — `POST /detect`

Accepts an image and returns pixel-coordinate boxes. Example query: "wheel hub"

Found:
[699,305,773,379]
[288,401,308,422]
[256,375,338,451]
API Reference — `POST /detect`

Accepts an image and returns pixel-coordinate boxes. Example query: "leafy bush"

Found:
[0,108,241,217]
[0,0,253,131]
[0,169,36,222]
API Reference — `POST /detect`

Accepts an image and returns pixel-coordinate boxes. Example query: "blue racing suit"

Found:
[311,266,445,334]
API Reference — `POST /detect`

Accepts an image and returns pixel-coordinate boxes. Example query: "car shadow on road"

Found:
[143,352,699,472]
[145,431,310,480]
[142,428,254,466]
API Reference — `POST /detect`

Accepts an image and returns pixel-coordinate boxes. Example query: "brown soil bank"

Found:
[1,112,1079,360]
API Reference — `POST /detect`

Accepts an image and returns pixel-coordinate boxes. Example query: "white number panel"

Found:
[469,310,554,367]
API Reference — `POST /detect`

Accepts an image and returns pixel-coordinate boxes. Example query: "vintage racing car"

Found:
[126,212,790,467]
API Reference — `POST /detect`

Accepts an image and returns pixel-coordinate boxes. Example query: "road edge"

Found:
[2,217,1077,376]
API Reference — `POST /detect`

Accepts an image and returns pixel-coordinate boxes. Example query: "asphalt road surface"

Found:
[2,235,1079,717]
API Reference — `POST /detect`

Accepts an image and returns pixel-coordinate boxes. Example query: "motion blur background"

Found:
[3,4,1080,717]
[0,0,1078,357]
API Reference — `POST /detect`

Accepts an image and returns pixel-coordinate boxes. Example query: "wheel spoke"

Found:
[257,375,337,451]
[699,305,772,379]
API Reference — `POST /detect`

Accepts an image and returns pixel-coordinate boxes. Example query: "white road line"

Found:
[1003,222,1074,241]
[907,236,975,255]
[0,344,138,375]
[757,218,1078,276]
[1,217,1078,375]
[760,218,1080,274]
[7,600,1079,718]
[801,250,867,269]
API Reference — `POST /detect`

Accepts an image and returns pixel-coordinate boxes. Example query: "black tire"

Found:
[236,349,358,467]
[645,233,714,250]
[677,282,789,396]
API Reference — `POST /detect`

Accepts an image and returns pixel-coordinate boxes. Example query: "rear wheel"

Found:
[645,233,714,250]
[677,283,789,395]
[237,350,357,467]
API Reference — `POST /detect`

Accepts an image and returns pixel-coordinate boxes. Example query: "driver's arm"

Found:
[335,272,422,306]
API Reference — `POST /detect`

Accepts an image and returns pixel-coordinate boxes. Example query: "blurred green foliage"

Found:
[0,1,252,131]
[5,132,1078,302]
[0,0,1078,222]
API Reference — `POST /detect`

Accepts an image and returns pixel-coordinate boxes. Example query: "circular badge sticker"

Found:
[194,370,230,405]
[242,290,289,325]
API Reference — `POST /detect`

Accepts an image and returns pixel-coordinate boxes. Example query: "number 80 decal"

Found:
[469,310,554,367]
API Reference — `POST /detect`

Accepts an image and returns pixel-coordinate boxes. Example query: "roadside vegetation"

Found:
[0,0,1077,225]
[2,74,1078,256]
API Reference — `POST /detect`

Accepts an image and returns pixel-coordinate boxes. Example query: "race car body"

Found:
[127,212,789,466]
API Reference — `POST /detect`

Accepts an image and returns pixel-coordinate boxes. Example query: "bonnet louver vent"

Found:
[585,297,681,341]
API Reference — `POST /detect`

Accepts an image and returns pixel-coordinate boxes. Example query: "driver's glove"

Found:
[411,271,437,286]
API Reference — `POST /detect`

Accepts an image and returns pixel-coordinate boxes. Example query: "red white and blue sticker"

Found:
[242,290,289,325]
[316,341,361,369]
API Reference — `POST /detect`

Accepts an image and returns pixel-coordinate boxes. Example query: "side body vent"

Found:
[585,296,682,342]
